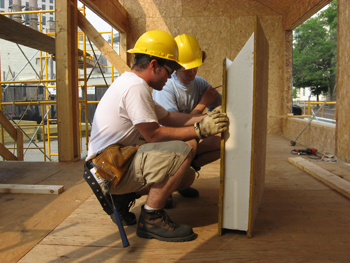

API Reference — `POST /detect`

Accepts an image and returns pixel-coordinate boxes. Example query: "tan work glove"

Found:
[207,105,223,116]
[194,112,229,139]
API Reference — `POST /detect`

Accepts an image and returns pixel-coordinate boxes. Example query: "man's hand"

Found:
[199,86,219,107]
[207,105,222,116]
[194,112,229,139]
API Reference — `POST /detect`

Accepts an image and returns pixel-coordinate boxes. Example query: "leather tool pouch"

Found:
[92,144,139,189]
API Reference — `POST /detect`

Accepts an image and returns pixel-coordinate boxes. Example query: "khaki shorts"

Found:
[109,140,192,195]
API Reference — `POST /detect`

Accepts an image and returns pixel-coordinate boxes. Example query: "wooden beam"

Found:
[0,111,17,139]
[283,0,332,30]
[0,111,23,160]
[55,0,81,162]
[77,10,130,74]
[0,14,55,54]
[0,184,64,194]
[335,0,350,163]
[0,143,18,160]
[289,157,350,199]
[80,0,128,33]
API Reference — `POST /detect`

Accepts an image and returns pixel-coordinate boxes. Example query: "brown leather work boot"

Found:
[136,205,196,242]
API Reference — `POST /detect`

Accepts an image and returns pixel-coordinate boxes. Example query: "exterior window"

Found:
[0,0,4,9]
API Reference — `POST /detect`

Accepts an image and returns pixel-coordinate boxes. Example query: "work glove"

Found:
[207,105,222,116]
[194,112,229,139]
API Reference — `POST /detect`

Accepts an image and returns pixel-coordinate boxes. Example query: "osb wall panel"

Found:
[285,118,335,154]
[120,0,284,134]
[335,0,350,162]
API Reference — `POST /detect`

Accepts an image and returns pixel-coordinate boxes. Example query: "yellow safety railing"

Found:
[0,6,115,161]
[306,101,337,119]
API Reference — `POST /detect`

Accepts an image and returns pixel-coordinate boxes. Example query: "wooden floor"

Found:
[1,134,350,262]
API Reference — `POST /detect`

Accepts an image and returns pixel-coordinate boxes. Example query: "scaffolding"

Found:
[0,5,118,161]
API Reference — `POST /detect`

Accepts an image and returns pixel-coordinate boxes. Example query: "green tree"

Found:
[293,1,337,101]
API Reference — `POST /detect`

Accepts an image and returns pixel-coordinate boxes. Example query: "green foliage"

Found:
[293,1,337,101]
[292,88,298,99]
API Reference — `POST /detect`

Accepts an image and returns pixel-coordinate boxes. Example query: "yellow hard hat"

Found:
[175,34,203,70]
[128,30,179,62]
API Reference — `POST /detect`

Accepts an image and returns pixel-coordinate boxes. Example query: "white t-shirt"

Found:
[86,72,168,161]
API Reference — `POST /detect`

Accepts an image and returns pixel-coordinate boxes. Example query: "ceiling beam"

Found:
[0,14,55,54]
[79,0,128,33]
[283,0,333,30]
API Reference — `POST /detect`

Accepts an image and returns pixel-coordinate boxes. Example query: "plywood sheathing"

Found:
[283,0,333,30]
[285,118,335,154]
[256,0,297,15]
[335,0,350,163]
[120,0,284,134]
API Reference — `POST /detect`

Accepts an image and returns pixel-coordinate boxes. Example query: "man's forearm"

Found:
[159,111,204,127]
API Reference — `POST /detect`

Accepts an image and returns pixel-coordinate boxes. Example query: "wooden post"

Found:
[335,0,350,162]
[55,0,80,162]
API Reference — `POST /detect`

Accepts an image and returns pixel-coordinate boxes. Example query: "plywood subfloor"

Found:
[0,160,92,263]
[1,134,350,262]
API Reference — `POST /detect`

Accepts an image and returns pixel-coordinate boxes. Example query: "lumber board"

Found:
[0,13,55,54]
[289,157,350,199]
[0,111,17,138]
[248,15,269,237]
[0,184,64,194]
[77,10,130,74]
[315,162,350,183]
[0,142,18,160]
[55,0,81,161]
[80,0,128,33]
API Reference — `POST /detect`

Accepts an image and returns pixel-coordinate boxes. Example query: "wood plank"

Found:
[0,184,64,194]
[0,142,18,160]
[16,128,23,161]
[0,14,56,54]
[289,157,350,199]
[0,111,17,139]
[283,0,332,30]
[315,162,350,183]
[248,15,269,237]
[80,0,128,32]
[55,0,81,161]
[77,10,131,75]
[218,58,227,236]
[0,111,23,160]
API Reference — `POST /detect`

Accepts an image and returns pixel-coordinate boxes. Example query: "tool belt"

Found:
[92,144,139,189]
[83,162,114,215]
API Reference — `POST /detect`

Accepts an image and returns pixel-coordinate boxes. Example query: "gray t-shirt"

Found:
[153,73,222,114]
